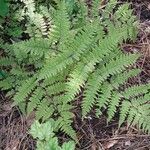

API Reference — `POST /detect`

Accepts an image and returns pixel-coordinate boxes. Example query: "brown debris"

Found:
[0,92,35,150]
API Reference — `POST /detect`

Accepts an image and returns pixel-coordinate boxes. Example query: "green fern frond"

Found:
[12,38,51,60]
[107,92,121,121]
[0,57,15,66]
[102,0,118,19]
[96,83,113,117]
[82,53,139,117]
[36,99,54,121]
[114,3,138,40]
[38,51,73,79]
[91,0,101,17]
[46,82,66,96]
[27,87,44,115]
[13,77,36,105]
[31,13,48,37]
[120,98,150,133]
[144,93,150,100]
[73,0,88,28]
[122,84,150,99]
[133,96,149,106]
[52,0,70,45]
[0,77,14,90]
[111,69,141,89]
[126,107,137,125]
[93,27,136,62]
[43,72,66,87]
[22,0,51,38]
[10,67,29,78]
[119,100,131,127]
[38,22,97,79]
[99,53,140,77]
[114,3,134,23]
[58,111,77,140]
[65,61,96,103]
[82,53,139,118]
[60,122,77,141]
[82,71,102,117]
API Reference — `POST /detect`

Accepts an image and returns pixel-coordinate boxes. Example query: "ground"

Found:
[0,0,150,149]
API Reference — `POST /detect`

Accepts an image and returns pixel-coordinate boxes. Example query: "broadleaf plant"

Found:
[0,0,150,141]
[30,120,75,150]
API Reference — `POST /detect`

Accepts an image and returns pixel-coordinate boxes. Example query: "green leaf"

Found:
[62,141,75,150]
[30,120,55,140]
[0,70,7,78]
[0,0,9,17]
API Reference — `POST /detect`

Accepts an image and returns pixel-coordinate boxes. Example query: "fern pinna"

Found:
[0,0,150,140]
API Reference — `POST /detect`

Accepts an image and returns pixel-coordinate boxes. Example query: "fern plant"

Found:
[0,0,150,140]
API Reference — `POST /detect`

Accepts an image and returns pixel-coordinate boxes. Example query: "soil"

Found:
[0,0,150,150]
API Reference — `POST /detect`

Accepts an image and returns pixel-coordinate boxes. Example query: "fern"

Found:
[27,87,44,115]
[96,83,113,117]
[82,53,139,117]
[12,38,51,61]
[46,82,66,96]
[111,69,141,88]
[36,99,55,121]
[1,0,150,141]
[91,0,101,17]
[58,113,77,140]
[38,22,97,80]
[0,57,15,66]
[52,0,70,46]
[119,96,150,133]
[122,84,150,99]
[13,76,36,105]
[107,92,121,121]
[0,77,14,90]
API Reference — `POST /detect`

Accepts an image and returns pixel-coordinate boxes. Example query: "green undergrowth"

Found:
[0,0,150,146]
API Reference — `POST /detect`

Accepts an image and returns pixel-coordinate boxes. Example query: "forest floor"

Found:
[0,0,150,150]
